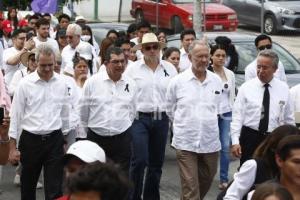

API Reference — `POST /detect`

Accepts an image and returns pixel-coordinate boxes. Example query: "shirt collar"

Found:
[31,70,57,83]
[141,58,166,71]
[100,66,125,82]
[258,77,275,88]
[186,67,212,84]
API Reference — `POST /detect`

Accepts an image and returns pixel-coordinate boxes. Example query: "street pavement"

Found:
[0,141,239,200]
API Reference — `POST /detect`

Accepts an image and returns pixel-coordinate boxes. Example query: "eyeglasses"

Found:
[110,59,126,64]
[258,44,272,51]
[144,44,159,51]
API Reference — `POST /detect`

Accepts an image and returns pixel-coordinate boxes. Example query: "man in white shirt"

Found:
[8,44,70,200]
[178,29,196,72]
[115,37,134,66]
[3,29,35,87]
[79,47,137,175]
[61,24,97,76]
[244,34,286,82]
[231,49,294,165]
[130,20,151,60]
[32,18,59,51]
[166,40,222,200]
[126,33,178,200]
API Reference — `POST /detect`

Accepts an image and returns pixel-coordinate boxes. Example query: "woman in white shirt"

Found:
[209,44,235,189]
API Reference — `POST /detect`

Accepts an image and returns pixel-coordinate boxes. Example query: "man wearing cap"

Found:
[166,40,222,200]
[79,46,137,176]
[245,34,286,82]
[8,44,70,200]
[3,29,35,88]
[75,16,87,26]
[56,140,106,200]
[1,19,13,49]
[33,18,59,51]
[125,33,177,200]
[61,24,97,76]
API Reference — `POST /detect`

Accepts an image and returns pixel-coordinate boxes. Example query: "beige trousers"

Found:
[176,149,219,200]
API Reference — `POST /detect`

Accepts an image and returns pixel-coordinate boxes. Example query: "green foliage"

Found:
[2,0,32,10]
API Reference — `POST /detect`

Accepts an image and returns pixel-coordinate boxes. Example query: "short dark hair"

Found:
[210,44,227,56]
[180,29,196,41]
[251,182,293,200]
[11,28,26,39]
[254,34,272,47]
[43,13,51,18]
[127,23,137,34]
[28,14,40,22]
[136,20,151,31]
[106,29,119,38]
[114,37,131,48]
[58,13,71,23]
[36,18,50,29]
[104,46,124,62]
[73,52,88,68]
[276,135,300,161]
[66,162,130,200]
[162,47,180,60]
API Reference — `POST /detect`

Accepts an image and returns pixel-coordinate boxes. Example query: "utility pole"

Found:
[155,0,159,32]
[260,0,264,33]
[118,0,122,22]
[193,0,202,37]
[94,0,99,20]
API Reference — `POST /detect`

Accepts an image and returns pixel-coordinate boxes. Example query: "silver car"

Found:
[167,32,300,87]
[222,0,300,34]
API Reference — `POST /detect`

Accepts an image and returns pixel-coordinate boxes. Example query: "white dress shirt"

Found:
[125,59,178,113]
[9,71,70,139]
[245,58,287,82]
[79,68,137,136]
[178,47,192,72]
[33,36,59,52]
[166,68,222,153]
[0,41,3,69]
[3,47,25,86]
[290,84,300,112]
[224,159,257,200]
[231,77,295,145]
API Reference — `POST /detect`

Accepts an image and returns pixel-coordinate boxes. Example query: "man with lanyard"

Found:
[231,49,294,165]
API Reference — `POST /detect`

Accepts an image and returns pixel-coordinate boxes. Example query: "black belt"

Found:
[242,126,270,135]
[88,128,128,139]
[138,111,166,118]
[22,129,62,140]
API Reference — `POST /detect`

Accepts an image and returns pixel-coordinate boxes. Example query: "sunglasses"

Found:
[144,44,159,51]
[258,44,272,51]
[66,35,73,39]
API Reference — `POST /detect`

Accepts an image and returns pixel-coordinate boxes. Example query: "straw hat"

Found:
[134,32,166,50]
[20,49,37,67]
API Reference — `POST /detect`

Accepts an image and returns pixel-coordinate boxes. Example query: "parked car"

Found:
[222,0,300,34]
[130,0,239,33]
[167,32,300,87]
[88,22,129,45]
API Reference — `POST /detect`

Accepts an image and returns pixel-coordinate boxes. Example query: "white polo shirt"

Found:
[125,58,178,113]
[231,77,295,145]
[79,68,137,136]
[166,68,222,153]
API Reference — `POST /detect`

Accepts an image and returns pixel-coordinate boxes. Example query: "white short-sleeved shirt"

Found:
[178,47,192,72]
[3,47,25,86]
[166,68,222,153]
[33,37,59,52]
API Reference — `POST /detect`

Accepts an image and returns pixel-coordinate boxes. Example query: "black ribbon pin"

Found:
[164,69,169,77]
[67,87,71,96]
[125,84,129,92]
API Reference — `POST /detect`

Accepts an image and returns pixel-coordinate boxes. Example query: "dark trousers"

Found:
[87,128,131,176]
[19,130,64,200]
[129,112,169,200]
[239,126,268,165]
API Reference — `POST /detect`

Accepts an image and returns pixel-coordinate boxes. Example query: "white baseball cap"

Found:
[75,42,93,60]
[65,140,106,163]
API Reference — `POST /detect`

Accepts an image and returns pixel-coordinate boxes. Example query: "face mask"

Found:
[81,35,91,42]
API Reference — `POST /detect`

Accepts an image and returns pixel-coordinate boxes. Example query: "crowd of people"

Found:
[0,7,300,200]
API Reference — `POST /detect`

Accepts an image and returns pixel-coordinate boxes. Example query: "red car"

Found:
[130,0,239,33]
